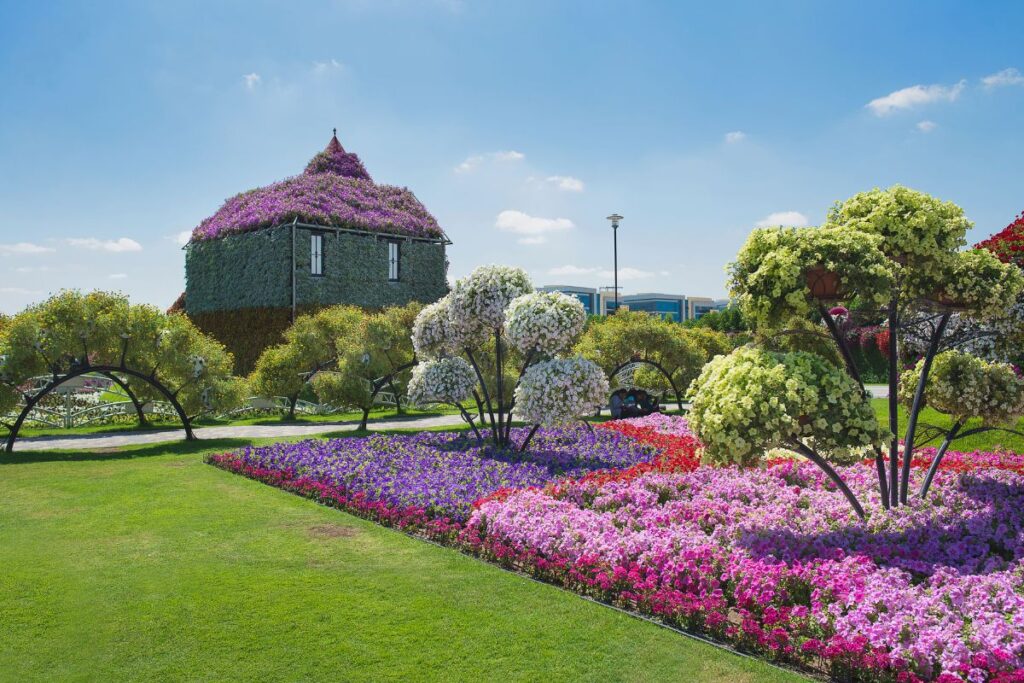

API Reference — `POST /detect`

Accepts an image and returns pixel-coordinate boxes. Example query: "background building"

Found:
[183,133,450,372]
[540,285,728,322]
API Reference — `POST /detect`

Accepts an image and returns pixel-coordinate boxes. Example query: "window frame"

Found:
[310,232,324,277]
[387,240,401,282]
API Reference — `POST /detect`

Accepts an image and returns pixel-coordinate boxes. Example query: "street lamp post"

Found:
[606,214,623,314]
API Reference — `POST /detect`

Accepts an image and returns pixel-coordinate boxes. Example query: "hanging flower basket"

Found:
[805,265,843,300]
[929,290,970,310]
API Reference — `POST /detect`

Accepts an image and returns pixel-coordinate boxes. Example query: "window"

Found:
[387,241,400,281]
[310,234,323,276]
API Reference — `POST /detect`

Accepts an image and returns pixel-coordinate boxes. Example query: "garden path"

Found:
[10,414,467,452]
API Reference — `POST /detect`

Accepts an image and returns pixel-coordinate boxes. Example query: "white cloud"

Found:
[0,241,55,254]
[982,68,1024,89]
[755,211,809,227]
[724,131,747,144]
[546,265,655,281]
[493,150,525,162]
[14,265,52,273]
[455,155,484,173]
[173,230,192,246]
[243,73,262,90]
[866,80,965,116]
[496,210,574,245]
[916,120,938,133]
[544,175,585,192]
[0,287,41,295]
[313,59,344,74]
[455,150,525,173]
[109,273,128,280]
[67,237,143,253]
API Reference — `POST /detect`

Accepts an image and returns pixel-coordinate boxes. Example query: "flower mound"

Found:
[468,461,1024,682]
[208,426,657,522]
[190,135,442,242]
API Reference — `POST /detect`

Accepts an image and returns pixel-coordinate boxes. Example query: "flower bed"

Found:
[209,416,1024,682]
[468,460,1024,682]
[208,426,657,522]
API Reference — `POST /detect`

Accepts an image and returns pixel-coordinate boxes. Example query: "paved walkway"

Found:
[10,414,467,453]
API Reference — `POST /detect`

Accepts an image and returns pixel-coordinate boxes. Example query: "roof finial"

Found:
[333,127,337,137]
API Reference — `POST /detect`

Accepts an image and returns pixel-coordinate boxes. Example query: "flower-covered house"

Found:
[182,132,451,371]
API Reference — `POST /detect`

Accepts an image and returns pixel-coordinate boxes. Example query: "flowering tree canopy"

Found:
[697,185,1024,515]
[514,357,608,427]
[0,291,245,448]
[689,347,884,466]
[410,265,597,448]
[975,210,1024,267]
[899,350,1024,426]
[728,226,893,328]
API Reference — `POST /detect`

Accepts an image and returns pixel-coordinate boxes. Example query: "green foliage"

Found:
[249,344,309,403]
[940,249,1024,319]
[688,346,885,466]
[0,290,241,419]
[683,305,748,332]
[824,185,970,286]
[899,350,1024,425]
[757,317,844,368]
[575,311,706,394]
[728,226,893,330]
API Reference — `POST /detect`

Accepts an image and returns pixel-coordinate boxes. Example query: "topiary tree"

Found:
[0,290,244,451]
[692,185,1024,514]
[248,305,363,419]
[311,302,421,429]
[410,266,606,449]
[899,350,1024,497]
[575,311,706,408]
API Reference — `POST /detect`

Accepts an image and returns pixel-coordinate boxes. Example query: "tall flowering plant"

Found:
[410,265,603,449]
[699,186,1024,514]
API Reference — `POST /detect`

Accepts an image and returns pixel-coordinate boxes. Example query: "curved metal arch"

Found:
[5,364,195,453]
[608,358,684,411]
[98,371,149,426]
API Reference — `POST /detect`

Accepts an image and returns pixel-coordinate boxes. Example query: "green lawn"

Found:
[869,397,1024,453]
[0,438,803,682]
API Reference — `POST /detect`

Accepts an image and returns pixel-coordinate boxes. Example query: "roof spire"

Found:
[325,129,345,155]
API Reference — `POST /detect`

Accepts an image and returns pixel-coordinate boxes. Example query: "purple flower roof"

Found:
[190,133,443,242]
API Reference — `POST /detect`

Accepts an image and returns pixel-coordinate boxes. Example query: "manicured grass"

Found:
[870,397,1024,453]
[0,438,803,682]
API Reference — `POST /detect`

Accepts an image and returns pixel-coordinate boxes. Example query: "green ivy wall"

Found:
[184,224,448,373]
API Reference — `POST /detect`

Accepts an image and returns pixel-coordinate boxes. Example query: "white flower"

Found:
[448,265,533,342]
[504,291,586,356]
[407,357,477,406]
[412,297,461,359]
[515,357,609,426]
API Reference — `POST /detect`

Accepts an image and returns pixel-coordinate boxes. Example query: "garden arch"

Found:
[608,359,685,411]
[5,364,195,453]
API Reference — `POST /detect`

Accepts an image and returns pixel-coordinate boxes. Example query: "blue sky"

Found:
[1,1,1023,314]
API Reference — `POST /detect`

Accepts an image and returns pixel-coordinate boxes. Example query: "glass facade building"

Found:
[541,286,729,322]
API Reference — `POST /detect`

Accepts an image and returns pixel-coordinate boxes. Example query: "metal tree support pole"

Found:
[790,440,866,520]
[465,349,498,446]
[899,311,951,503]
[887,298,900,507]
[818,305,863,388]
[519,423,541,453]
[101,371,149,427]
[454,402,484,443]
[502,350,537,445]
[919,420,963,499]
[494,328,506,446]
[5,364,195,453]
